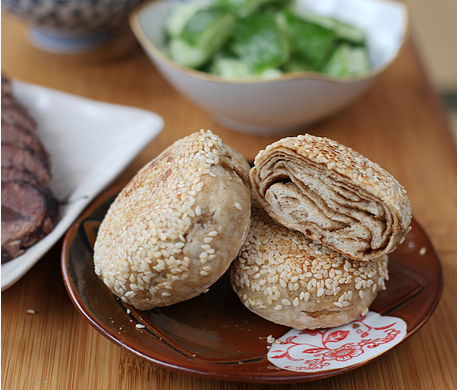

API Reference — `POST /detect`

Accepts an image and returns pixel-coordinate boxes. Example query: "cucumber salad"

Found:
[164,0,371,79]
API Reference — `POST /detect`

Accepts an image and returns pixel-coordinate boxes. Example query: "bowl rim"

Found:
[129,0,411,85]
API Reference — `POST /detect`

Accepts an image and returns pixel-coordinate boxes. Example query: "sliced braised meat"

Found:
[1,180,59,262]
[1,93,16,107]
[2,122,49,160]
[1,74,12,96]
[1,144,51,185]
[1,102,37,134]
[1,167,40,186]
[1,74,60,262]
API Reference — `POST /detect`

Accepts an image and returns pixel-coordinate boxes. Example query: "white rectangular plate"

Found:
[1,80,164,290]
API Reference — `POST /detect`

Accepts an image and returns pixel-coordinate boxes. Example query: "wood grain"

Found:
[2,12,457,390]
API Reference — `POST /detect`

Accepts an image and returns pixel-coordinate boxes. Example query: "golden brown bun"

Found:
[250,134,411,261]
[94,130,251,310]
[230,204,389,330]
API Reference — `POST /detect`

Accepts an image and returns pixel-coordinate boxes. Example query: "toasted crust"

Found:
[94,130,251,310]
[230,204,388,330]
[250,134,411,261]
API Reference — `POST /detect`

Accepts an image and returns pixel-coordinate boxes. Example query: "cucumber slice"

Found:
[322,44,370,77]
[210,56,253,78]
[217,0,288,18]
[231,14,290,73]
[282,10,337,69]
[169,6,236,68]
[347,46,370,74]
[260,68,283,79]
[301,14,366,45]
[180,6,236,45]
[210,56,283,79]
[168,38,210,68]
[282,55,316,73]
[164,3,199,38]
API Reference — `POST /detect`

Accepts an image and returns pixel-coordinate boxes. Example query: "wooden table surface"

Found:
[2,12,457,390]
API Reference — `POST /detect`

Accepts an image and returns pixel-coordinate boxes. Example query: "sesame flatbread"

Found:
[230,204,389,330]
[250,134,411,261]
[94,130,251,310]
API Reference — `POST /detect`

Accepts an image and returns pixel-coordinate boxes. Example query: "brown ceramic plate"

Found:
[61,185,443,384]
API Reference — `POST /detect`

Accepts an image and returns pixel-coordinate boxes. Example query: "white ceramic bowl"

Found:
[130,0,409,135]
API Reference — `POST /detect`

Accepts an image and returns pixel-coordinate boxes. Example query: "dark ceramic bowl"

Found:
[2,0,146,52]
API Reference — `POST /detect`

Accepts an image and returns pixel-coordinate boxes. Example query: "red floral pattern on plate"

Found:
[267,311,407,372]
